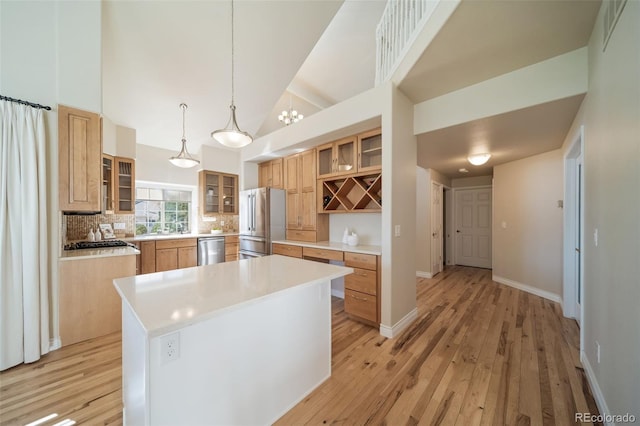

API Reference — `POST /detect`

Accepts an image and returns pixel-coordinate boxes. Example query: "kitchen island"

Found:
[113,254,352,426]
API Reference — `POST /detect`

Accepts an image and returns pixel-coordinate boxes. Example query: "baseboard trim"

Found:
[49,337,61,352]
[380,308,418,338]
[492,275,561,304]
[581,351,613,425]
[416,271,433,279]
[331,288,344,299]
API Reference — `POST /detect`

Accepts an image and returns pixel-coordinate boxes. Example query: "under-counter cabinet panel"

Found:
[139,240,156,274]
[344,252,380,325]
[155,238,197,272]
[59,255,136,346]
[59,105,102,212]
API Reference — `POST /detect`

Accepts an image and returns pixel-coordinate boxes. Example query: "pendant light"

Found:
[169,103,200,168]
[211,0,253,148]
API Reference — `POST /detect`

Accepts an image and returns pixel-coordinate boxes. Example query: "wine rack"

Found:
[319,172,381,213]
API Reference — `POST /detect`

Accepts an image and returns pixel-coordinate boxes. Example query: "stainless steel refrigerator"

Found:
[239,187,285,259]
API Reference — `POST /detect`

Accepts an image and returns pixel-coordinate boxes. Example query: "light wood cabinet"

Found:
[199,171,238,216]
[59,255,136,346]
[224,235,239,262]
[316,136,357,179]
[284,149,328,242]
[115,156,135,213]
[272,243,303,258]
[139,240,156,274]
[258,158,283,189]
[356,128,382,173]
[58,105,102,212]
[155,238,197,272]
[103,155,135,214]
[344,252,380,325]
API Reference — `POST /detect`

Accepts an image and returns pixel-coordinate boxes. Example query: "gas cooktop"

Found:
[64,240,133,250]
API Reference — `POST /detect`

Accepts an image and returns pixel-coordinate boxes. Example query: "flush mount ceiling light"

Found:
[169,103,200,168]
[458,168,469,173]
[467,153,491,166]
[278,95,304,126]
[211,0,253,149]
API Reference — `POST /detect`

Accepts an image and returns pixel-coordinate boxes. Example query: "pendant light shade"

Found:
[169,103,200,168]
[211,104,253,148]
[211,0,253,148]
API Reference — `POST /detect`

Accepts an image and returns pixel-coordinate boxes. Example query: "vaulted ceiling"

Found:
[103,0,601,178]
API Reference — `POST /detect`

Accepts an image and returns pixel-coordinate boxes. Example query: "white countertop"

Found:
[273,240,382,256]
[59,246,140,261]
[125,232,238,242]
[113,255,353,337]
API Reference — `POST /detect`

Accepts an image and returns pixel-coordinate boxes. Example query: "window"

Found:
[135,187,192,235]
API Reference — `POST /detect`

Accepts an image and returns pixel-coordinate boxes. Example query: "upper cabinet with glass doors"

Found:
[316,128,381,179]
[199,170,238,217]
[316,136,357,179]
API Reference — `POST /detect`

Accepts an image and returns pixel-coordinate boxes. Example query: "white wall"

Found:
[380,83,417,332]
[492,150,564,298]
[452,175,493,188]
[329,213,381,246]
[1,0,102,348]
[561,0,640,418]
[136,144,199,187]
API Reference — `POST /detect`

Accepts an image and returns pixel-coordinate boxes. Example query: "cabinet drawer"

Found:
[344,252,377,270]
[286,230,317,242]
[155,238,197,250]
[224,235,239,244]
[302,247,343,261]
[345,268,377,295]
[272,243,303,258]
[225,243,238,256]
[344,289,377,323]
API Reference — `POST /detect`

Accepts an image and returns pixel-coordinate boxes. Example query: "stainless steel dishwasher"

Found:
[197,237,225,265]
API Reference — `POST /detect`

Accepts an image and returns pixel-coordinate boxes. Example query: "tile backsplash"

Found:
[64,214,135,242]
[198,214,239,234]
[63,213,239,243]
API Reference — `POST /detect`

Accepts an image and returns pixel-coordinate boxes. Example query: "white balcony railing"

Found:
[375,0,439,85]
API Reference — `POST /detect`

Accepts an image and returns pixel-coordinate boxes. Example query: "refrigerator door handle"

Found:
[251,193,256,232]
[246,193,252,233]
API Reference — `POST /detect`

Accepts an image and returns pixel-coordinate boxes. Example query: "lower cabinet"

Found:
[155,239,197,272]
[224,235,239,262]
[272,243,381,326]
[344,252,380,325]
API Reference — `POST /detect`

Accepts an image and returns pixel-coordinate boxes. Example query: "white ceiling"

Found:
[103,0,601,179]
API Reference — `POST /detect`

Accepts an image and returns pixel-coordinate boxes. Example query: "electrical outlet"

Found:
[220,221,225,226]
[160,332,180,364]
[394,225,401,237]
[594,228,599,247]
[113,222,126,230]
[596,341,601,364]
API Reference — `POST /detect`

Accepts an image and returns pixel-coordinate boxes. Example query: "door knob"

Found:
[456,230,461,233]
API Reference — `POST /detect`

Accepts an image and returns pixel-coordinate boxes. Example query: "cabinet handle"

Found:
[357,271,368,277]
[350,294,369,302]
[358,152,361,169]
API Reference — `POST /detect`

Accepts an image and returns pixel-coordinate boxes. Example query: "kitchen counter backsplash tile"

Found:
[64,214,135,242]
[198,214,238,234]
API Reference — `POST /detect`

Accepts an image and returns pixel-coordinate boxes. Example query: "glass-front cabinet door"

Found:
[316,137,356,178]
[201,171,220,216]
[115,157,135,214]
[334,137,356,176]
[102,155,114,213]
[222,174,237,214]
[357,128,382,173]
[316,142,334,178]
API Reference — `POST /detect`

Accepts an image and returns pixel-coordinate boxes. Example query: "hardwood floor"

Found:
[0,266,600,425]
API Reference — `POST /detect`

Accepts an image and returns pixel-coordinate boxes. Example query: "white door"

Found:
[431,182,443,275]
[455,188,492,269]
[575,155,583,326]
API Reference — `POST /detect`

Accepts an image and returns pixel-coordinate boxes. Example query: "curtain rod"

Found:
[0,94,52,111]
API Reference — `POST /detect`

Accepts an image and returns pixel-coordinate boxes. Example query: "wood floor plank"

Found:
[0,266,602,425]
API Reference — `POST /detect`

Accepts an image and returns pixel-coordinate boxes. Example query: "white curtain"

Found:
[0,100,50,371]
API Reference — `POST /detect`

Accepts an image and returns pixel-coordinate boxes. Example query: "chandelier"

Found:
[278,96,304,126]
